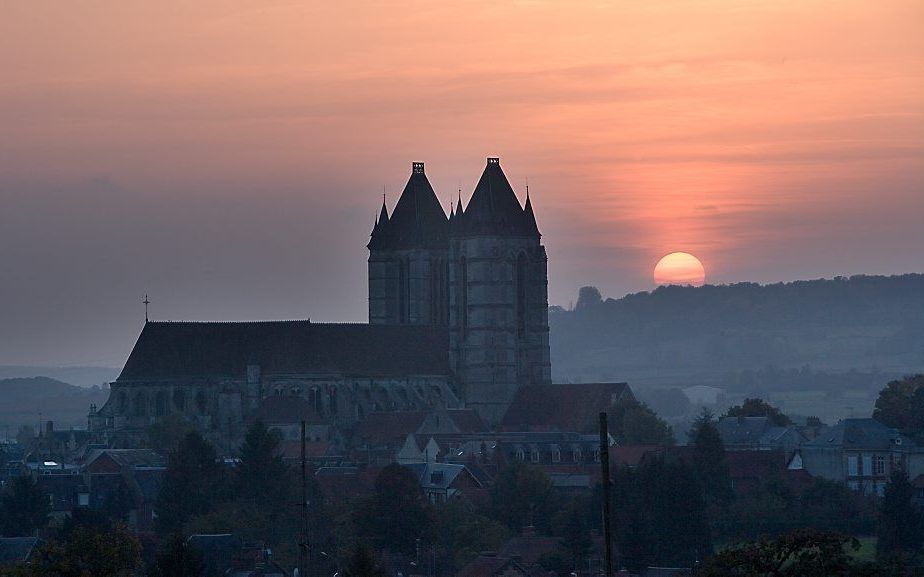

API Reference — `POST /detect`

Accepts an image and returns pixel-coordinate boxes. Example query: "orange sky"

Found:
[1,0,922,364]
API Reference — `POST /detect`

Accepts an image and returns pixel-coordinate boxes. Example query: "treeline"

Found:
[551,274,924,380]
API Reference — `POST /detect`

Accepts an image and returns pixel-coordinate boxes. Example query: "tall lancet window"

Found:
[398,258,409,323]
[516,252,528,337]
[460,256,469,337]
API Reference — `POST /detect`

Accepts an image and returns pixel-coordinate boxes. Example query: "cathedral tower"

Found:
[368,162,450,325]
[449,157,552,424]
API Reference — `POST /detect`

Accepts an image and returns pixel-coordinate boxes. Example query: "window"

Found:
[460,256,469,337]
[132,392,147,417]
[173,389,186,411]
[573,448,582,463]
[874,455,886,476]
[154,391,168,416]
[329,388,338,415]
[862,455,872,477]
[530,448,540,463]
[552,448,561,463]
[398,258,410,323]
[594,448,601,463]
[516,253,527,337]
[847,455,858,476]
[516,448,525,462]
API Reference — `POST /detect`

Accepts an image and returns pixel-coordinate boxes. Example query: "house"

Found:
[500,383,635,434]
[402,462,483,503]
[0,537,43,568]
[455,552,530,577]
[351,409,485,465]
[725,450,812,496]
[82,449,166,532]
[716,416,805,458]
[798,418,915,495]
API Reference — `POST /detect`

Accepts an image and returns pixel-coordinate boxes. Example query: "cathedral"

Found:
[92,157,551,442]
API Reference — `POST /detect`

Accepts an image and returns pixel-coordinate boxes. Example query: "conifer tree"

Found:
[155,431,224,535]
[877,466,924,559]
[0,475,50,537]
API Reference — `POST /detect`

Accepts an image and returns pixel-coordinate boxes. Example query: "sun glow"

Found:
[654,252,706,287]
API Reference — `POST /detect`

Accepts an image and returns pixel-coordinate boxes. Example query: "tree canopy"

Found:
[725,397,792,426]
[873,374,924,436]
[0,475,49,537]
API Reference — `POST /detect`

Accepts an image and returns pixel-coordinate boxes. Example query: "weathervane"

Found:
[143,294,150,323]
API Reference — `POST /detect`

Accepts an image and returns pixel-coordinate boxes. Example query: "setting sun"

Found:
[654,252,706,287]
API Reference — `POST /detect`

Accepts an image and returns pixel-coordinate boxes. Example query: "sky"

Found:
[1,0,922,367]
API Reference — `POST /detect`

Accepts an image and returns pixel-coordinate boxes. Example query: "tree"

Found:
[0,476,49,537]
[725,397,792,426]
[155,431,224,535]
[22,523,141,577]
[430,500,509,573]
[612,399,674,445]
[235,421,290,509]
[554,497,593,566]
[490,463,555,532]
[873,374,924,435]
[356,463,430,556]
[149,534,206,577]
[690,409,732,505]
[877,466,924,559]
[342,543,385,577]
[698,529,859,576]
[574,286,603,311]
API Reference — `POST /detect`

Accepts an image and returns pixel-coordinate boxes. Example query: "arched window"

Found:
[328,388,338,415]
[155,391,168,416]
[310,387,322,414]
[173,389,186,412]
[460,256,468,337]
[133,392,147,417]
[516,252,527,338]
[398,258,409,323]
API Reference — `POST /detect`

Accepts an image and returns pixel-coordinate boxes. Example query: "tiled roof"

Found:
[716,417,770,446]
[118,321,449,381]
[456,554,528,577]
[353,411,429,448]
[500,382,633,433]
[803,418,908,450]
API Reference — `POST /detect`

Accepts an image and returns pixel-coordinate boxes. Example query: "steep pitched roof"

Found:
[353,411,429,448]
[500,382,634,433]
[118,321,449,381]
[0,537,43,565]
[804,418,908,450]
[368,162,448,250]
[454,157,538,238]
[455,554,528,577]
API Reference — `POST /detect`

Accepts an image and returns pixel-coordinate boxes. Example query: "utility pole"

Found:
[300,420,310,577]
[599,412,613,577]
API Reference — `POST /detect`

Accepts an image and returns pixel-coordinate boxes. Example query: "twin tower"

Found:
[367,157,552,422]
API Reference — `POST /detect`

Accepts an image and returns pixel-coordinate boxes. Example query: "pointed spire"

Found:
[378,194,390,225]
[457,157,533,237]
[523,191,540,238]
[372,161,448,250]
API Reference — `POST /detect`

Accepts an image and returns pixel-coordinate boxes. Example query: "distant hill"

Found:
[0,366,119,388]
[0,377,109,439]
[550,274,924,420]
